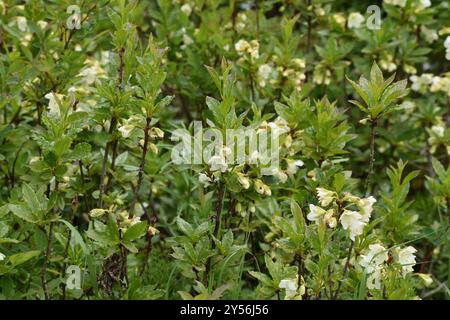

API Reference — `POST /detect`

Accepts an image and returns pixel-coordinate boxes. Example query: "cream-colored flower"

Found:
[16,16,28,32]
[394,246,417,275]
[286,159,304,176]
[384,0,406,7]
[237,173,250,189]
[356,196,376,223]
[0,252,5,261]
[359,244,388,273]
[208,150,228,172]
[118,124,134,138]
[348,12,364,29]
[417,273,433,287]
[254,179,271,196]
[340,210,365,241]
[180,3,192,15]
[445,36,450,49]
[199,173,212,187]
[89,208,107,218]
[37,20,48,29]
[367,267,383,290]
[316,187,336,207]
[151,127,165,139]
[258,64,273,80]
[235,39,250,53]
[44,92,64,118]
[279,276,305,300]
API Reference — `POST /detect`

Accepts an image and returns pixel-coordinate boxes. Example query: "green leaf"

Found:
[8,250,41,267]
[123,221,148,242]
[59,219,89,254]
[8,204,38,223]
[176,217,194,238]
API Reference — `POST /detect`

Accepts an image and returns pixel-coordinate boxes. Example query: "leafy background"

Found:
[0,0,449,300]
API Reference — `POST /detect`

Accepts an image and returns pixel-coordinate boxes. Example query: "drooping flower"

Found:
[307,204,326,224]
[0,252,5,261]
[89,208,107,218]
[237,173,250,189]
[199,173,212,187]
[347,12,364,29]
[340,210,365,241]
[316,187,336,207]
[44,92,64,118]
[180,3,192,15]
[366,267,383,290]
[307,204,335,227]
[279,276,305,300]
[410,73,433,92]
[358,243,389,273]
[254,179,271,196]
[118,124,135,138]
[383,0,407,7]
[16,16,28,32]
[417,273,433,287]
[356,196,377,222]
[286,159,304,176]
[235,39,250,53]
[393,246,417,276]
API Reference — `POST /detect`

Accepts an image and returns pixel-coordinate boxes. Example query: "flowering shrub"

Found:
[0,0,449,300]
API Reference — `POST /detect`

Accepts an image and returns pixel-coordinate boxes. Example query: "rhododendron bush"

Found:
[0,0,449,301]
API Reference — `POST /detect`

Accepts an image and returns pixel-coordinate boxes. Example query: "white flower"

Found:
[0,252,5,261]
[367,267,383,290]
[307,204,334,226]
[359,244,388,273]
[237,173,250,189]
[340,210,365,241]
[199,173,212,187]
[258,64,272,80]
[44,92,64,117]
[79,60,106,85]
[307,204,325,223]
[418,0,431,9]
[410,73,433,92]
[286,159,304,176]
[323,210,337,228]
[394,246,417,275]
[316,187,335,207]
[417,273,433,287]
[89,208,107,218]
[384,0,406,7]
[279,278,297,300]
[292,58,306,69]
[356,196,376,223]
[37,20,48,29]
[254,179,271,196]
[445,36,450,49]
[431,124,445,137]
[270,168,288,183]
[182,33,194,46]
[118,124,134,138]
[268,117,290,136]
[235,39,250,53]
[151,127,165,139]
[348,12,365,29]
[279,277,305,300]
[208,154,228,172]
[16,16,28,32]
[180,3,192,15]
[421,26,438,43]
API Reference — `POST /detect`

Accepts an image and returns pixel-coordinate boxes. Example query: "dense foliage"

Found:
[0,0,449,300]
